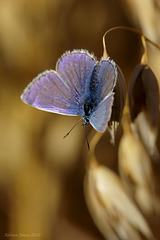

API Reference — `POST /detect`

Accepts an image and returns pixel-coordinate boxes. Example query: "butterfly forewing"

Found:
[21,50,97,116]
[56,50,96,103]
[21,70,81,115]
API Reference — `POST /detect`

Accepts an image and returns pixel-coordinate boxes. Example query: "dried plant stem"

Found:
[141,35,148,64]
[121,110,132,135]
[103,26,160,60]
[119,96,131,132]
[88,132,103,168]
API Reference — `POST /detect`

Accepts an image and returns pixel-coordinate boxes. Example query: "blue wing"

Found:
[99,58,118,100]
[56,50,96,104]
[90,92,114,132]
[21,70,81,115]
[21,50,96,116]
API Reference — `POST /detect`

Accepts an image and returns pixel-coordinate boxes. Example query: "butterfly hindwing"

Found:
[99,58,117,100]
[90,92,114,132]
[88,58,117,132]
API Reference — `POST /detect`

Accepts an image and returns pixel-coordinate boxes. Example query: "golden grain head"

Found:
[118,128,157,214]
[133,111,159,159]
[84,164,153,240]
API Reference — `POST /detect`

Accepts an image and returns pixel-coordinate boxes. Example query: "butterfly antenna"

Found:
[63,118,82,138]
[84,125,90,151]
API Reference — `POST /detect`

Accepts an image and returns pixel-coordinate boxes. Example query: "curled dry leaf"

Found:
[128,63,159,128]
[110,66,127,123]
[108,66,127,144]
[84,164,153,240]
[128,64,160,158]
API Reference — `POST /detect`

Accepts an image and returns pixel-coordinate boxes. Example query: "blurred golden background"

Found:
[0,0,160,239]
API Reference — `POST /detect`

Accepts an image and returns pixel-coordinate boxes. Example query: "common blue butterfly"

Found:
[21,49,118,133]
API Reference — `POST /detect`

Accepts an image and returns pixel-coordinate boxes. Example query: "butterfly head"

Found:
[82,116,90,126]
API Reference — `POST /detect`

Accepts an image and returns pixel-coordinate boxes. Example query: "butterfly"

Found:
[21,49,118,134]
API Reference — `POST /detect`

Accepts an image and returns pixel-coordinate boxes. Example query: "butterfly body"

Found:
[81,64,101,125]
[21,49,118,132]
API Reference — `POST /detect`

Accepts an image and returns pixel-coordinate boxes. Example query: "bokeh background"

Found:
[0,0,160,239]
